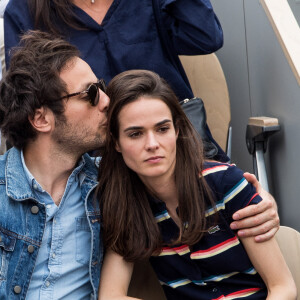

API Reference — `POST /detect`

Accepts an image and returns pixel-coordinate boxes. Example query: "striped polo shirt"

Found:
[149,161,267,300]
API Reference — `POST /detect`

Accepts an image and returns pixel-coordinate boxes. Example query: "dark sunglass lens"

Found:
[87,84,99,106]
[98,79,106,93]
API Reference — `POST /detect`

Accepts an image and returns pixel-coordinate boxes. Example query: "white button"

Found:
[46,204,52,209]
[45,281,50,287]
[52,253,56,258]
[33,184,38,190]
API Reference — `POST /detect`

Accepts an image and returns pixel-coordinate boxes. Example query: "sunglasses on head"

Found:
[60,79,106,106]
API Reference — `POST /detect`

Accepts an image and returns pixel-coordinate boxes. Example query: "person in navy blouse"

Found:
[4,0,223,101]
[4,0,228,160]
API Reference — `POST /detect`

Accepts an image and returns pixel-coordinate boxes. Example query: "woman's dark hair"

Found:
[0,30,80,149]
[28,0,82,35]
[97,70,216,262]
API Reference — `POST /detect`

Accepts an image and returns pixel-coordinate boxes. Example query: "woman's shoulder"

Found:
[202,160,246,190]
[203,161,261,213]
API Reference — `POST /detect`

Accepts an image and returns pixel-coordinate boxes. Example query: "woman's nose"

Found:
[145,132,159,151]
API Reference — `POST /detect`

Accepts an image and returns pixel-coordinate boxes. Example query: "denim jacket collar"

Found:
[5,148,98,202]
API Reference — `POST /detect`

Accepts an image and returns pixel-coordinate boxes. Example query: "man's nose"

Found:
[98,91,110,112]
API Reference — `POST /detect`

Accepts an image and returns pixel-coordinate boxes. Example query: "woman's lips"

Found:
[145,156,163,163]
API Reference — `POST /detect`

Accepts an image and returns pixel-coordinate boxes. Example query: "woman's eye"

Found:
[129,131,142,138]
[158,126,170,133]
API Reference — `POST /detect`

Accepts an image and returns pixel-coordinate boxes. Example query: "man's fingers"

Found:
[254,227,279,243]
[231,205,279,231]
[235,219,280,240]
[232,199,273,221]
[243,172,261,193]
[243,172,257,183]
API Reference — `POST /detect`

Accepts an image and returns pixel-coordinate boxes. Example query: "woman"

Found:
[97,70,296,300]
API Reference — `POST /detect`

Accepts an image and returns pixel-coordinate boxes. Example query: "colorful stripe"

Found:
[160,267,258,288]
[243,267,257,275]
[246,193,259,206]
[161,279,260,294]
[203,267,257,283]
[173,245,190,255]
[204,271,239,282]
[191,236,240,259]
[202,165,230,177]
[213,288,261,299]
[159,245,190,256]
[167,278,192,289]
[205,178,248,217]
[161,278,206,289]
[155,210,170,223]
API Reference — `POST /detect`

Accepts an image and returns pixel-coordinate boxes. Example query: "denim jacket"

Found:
[0,148,103,300]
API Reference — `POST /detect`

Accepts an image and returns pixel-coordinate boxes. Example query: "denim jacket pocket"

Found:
[0,231,16,282]
[75,217,91,265]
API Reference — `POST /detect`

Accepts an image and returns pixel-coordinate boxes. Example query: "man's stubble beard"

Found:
[52,115,106,156]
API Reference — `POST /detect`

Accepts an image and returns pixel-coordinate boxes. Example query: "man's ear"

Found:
[28,107,54,133]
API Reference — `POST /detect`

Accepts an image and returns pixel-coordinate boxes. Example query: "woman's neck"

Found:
[72,0,113,24]
[143,175,178,208]
[145,175,181,226]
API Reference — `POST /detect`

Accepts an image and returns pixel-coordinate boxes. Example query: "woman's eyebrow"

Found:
[155,119,172,126]
[124,126,143,132]
[123,119,172,132]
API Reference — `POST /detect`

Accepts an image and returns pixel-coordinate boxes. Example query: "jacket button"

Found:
[31,206,39,214]
[14,286,22,294]
[28,245,34,253]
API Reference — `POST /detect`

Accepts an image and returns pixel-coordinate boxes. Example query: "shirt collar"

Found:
[20,150,87,192]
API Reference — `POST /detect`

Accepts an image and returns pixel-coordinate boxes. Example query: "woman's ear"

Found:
[176,127,179,139]
[28,107,54,133]
[115,142,122,153]
[175,121,179,139]
[115,140,121,153]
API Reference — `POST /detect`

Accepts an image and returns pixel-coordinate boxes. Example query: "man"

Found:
[0,0,8,154]
[0,31,278,299]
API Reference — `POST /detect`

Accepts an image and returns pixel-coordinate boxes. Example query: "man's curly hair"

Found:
[0,30,79,149]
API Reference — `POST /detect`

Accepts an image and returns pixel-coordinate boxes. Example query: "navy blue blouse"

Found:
[149,161,267,299]
[4,0,223,101]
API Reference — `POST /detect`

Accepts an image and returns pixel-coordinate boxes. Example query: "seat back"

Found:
[275,225,300,298]
[179,54,231,152]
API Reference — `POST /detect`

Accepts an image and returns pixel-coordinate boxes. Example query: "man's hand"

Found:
[230,172,280,242]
